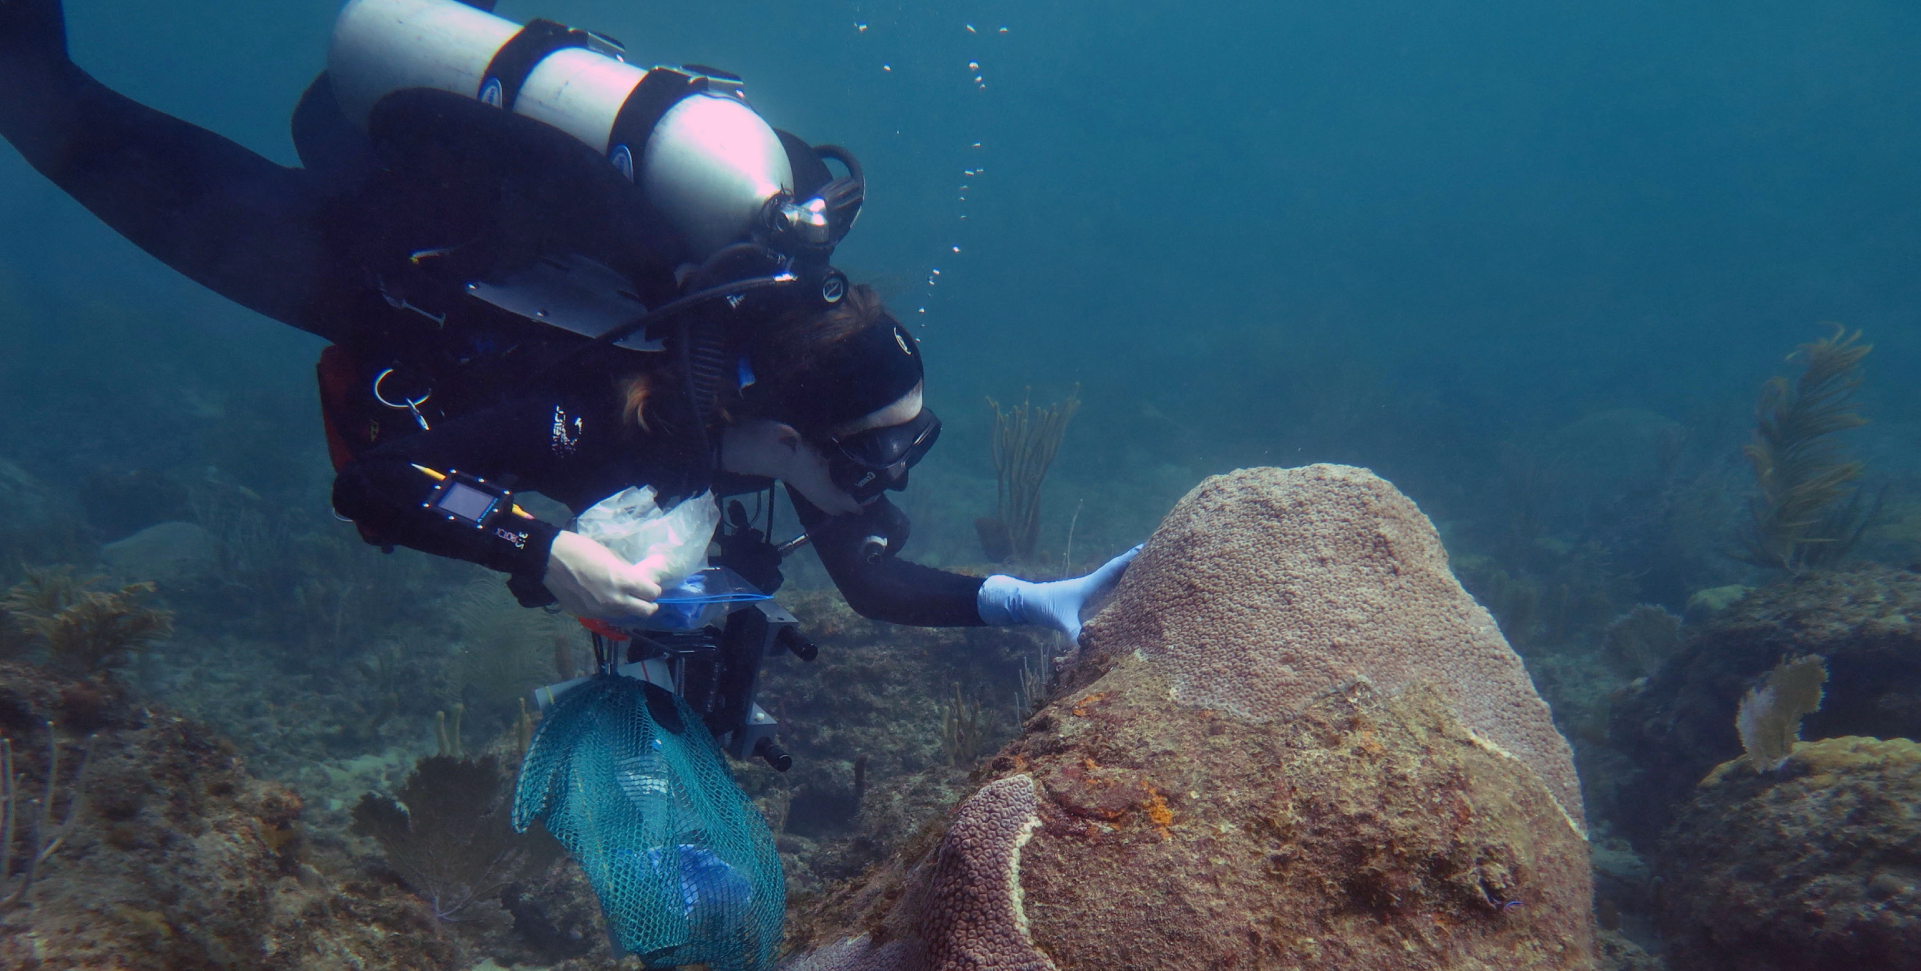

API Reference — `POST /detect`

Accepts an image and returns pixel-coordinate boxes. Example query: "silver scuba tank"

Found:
[326,0,793,259]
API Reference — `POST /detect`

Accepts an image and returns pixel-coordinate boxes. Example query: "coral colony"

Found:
[2,320,1919,970]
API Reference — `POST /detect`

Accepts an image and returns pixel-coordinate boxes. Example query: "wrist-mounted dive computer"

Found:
[413,464,525,529]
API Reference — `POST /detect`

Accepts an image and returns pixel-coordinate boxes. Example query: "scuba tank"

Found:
[328,0,831,260]
[322,0,866,486]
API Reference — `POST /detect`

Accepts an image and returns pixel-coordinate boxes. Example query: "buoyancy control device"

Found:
[319,0,871,493]
[327,0,860,261]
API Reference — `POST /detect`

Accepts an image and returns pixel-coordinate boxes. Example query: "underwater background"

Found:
[4,1,1921,968]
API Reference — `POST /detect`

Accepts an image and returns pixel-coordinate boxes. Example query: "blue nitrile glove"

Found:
[977,545,1143,640]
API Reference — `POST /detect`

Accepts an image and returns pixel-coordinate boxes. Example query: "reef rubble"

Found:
[784,465,1595,971]
[0,661,456,971]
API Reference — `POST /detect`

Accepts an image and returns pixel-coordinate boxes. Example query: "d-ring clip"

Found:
[373,368,433,431]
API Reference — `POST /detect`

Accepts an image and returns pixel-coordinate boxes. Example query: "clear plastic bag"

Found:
[572,487,720,589]
[645,566,773,631]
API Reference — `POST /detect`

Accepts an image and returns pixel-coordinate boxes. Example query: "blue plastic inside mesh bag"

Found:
[514,673,783,969]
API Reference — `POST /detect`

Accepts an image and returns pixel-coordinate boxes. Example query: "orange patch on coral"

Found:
[1141,784,1175,840]
[1355,725,1386,758]
[1071,692,1109,717]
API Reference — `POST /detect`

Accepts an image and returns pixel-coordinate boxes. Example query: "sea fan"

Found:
[1736,655,1827,771]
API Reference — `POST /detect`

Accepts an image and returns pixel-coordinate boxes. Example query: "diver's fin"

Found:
[0,0,69,62]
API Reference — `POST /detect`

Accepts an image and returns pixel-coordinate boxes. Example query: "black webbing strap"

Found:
[480,19,592,111]
[605,67,711,179]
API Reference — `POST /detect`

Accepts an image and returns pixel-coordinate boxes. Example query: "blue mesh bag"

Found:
[514,673,783,969]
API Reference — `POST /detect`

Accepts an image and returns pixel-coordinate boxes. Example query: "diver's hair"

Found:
[742,283,892,424]
[618,369,662,432]
[616,284,893,430]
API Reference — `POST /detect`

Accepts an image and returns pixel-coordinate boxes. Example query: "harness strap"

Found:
[479,19,594,111]
[605,66,734,180]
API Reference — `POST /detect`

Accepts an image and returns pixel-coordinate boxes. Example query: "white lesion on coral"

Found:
[1461,725,1588,840]
[1004,778,1046,947]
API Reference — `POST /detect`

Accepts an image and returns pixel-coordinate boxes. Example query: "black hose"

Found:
[520,265,792,391]
[812,144,863,187]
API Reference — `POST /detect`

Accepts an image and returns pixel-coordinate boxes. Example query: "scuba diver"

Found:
[0,0,1137,635]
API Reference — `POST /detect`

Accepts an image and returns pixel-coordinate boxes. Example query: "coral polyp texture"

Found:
[1082,463,1585,834]
[786,465,1595,971]
[788,776,1053,971]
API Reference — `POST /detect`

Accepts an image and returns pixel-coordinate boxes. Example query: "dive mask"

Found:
[826,407,941,503]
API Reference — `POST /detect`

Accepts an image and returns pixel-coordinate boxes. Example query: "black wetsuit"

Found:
[0,0,986,625]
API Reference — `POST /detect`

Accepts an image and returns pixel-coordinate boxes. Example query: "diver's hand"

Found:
[543,531,669,620]
[977,544,1143,641]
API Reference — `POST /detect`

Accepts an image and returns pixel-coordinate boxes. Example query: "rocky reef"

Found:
[0,661,454,970]
[784,465,1595,971]
[1607,567,1921,847]
[1655,736,1921,971]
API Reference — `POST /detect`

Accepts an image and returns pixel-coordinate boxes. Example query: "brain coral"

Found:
[1080,464,1585,833]
[785,776,1054,971]
[785,466,1595,971]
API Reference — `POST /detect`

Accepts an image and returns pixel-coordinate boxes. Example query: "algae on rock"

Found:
[1659,736,1921,971]
[0,661,457,970]
[1607,566,1921,848]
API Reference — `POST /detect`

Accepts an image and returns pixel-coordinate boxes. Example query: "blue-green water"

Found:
[7,1,1919,527]
[4,1,1920,965]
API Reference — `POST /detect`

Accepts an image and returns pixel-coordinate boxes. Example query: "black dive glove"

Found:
[0,0,68,61]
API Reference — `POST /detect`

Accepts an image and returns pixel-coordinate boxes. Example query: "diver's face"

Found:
[836,384,924,434]
[823,384,941,506]
[724,385,936,516]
